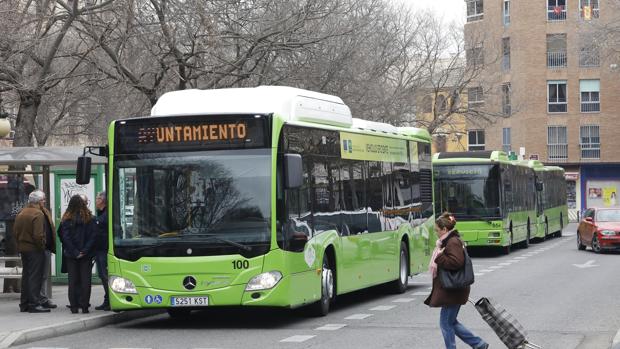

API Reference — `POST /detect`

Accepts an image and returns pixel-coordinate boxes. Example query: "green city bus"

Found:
[432,151,537,254]
[78,86,436,317]
[525,161,568,239]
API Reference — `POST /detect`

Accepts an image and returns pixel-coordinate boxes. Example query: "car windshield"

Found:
[113,149,271,260]
[596,209,620,222]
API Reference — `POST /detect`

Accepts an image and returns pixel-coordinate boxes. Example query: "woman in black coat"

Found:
[58,195,96,313]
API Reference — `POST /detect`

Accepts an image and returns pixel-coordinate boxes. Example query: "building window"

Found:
[503,0,510,25]
[467,87,484,109]
[580,125,600,159]
[501,83,511,116]
[502,38,510,71]
[580,44,600,67]
[421,95,432,113]
[547,126,568,161]
[502,128,511,153]
[580,0,599,19]
[467,0,484,22]
[548,0,567,21]
[580,80,600,113]
[547,34,567,68]
[468,130,485,151]
[548,80,567,113]
[466,46,484,67]
[436,95,447,113]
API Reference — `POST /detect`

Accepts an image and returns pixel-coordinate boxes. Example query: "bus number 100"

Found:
[232,260,249,269]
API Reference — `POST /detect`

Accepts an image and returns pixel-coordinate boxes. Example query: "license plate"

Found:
[170,296,209,307]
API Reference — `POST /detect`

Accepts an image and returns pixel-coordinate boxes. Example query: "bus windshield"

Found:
[434,164,501,219]
[113,149,271,260]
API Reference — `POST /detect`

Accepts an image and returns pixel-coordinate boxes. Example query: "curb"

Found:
[0,309,164,348]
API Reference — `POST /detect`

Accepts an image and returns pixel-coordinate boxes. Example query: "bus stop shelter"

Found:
[0,147,107,295]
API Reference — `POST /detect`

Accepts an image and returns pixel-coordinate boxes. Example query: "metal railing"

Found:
[0,256,22,279]
[547,51,567,68]
[548,5,567,21]
[547,144,568,162]
[581,145,601,159]
[581,101,600,113]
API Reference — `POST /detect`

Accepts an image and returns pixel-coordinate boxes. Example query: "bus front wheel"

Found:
[309,254,335,317]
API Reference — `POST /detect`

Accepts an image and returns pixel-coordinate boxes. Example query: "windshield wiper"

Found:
[177,233,252,252]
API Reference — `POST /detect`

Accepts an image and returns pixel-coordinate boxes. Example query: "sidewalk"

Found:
[0,282,162,348]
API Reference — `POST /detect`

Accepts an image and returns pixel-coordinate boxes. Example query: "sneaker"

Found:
[28,305,51,313]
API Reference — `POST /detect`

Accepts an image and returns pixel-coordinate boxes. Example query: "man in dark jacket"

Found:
[94,191,110,310]
[13,190,52,313]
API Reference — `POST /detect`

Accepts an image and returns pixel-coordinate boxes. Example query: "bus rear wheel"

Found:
[309,254,335,317]
[389,241,409,294]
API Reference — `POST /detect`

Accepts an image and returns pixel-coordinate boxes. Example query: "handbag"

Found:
[438,243,474,289]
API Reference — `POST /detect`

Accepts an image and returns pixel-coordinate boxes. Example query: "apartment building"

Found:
[464,0,620,217]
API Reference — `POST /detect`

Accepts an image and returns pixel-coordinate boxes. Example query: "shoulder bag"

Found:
[438,242,474,290]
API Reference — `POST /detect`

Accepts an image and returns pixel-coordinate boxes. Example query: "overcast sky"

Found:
[403,0,466,26]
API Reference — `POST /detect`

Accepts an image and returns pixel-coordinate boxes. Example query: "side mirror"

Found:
[535,182,543,191]
[76,156,92,185]
[284,153,303,189]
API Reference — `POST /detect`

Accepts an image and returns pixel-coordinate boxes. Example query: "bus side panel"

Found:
[409,217,434,275]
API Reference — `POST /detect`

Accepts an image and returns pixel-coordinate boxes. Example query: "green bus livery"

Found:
[90,86,436,316]
[433,151,537,254]
[525,161,568,239]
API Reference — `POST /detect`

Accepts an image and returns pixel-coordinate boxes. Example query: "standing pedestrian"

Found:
[58,195,96,314]
[94,191,110,311]
[425,212,488,349]
[13,190,51,313]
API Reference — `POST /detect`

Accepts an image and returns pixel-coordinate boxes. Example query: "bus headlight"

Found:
[245,271,282,291]
[109,276,138,294]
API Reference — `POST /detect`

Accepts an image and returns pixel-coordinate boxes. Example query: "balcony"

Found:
[548,5,567,21]
[547,144,568,162]
[547,51,567,68]
[581,145,600,159]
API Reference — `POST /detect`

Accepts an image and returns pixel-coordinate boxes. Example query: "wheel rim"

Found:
[592,237,600,252]
[322,267,334,300]
[577,234,581,247]
[399,250,407,285]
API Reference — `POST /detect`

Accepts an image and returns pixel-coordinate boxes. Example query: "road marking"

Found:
[280,335,316,342]
[499,262,512,266]
[370,305,396,311]
[392,298,415,303]
[412,291,430,296]
[612,326,620,349]
[479,269,493,273]
[474,273,484,276]
[573,260,599,268]
[315,324,347,331]
[508,259,521,262]
[514,257,527,260]
[488,266,503,269]
[345,313,373,320]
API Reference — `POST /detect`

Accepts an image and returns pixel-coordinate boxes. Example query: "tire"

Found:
[167,308,191,319]
[577,231,586,250]
[309,253,335,316]
[591,235,602,254]
[389,241,409,294]
[502,232,512,255]
[521,223,530,249]
[556,214,564,237]
[544,219,549,240]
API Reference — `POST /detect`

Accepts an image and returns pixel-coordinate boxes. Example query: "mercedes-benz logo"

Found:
[183,276,197,290]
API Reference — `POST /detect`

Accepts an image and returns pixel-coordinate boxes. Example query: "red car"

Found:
[577,208,620,253]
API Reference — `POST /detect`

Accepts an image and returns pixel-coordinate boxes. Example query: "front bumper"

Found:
[110,275,294,311]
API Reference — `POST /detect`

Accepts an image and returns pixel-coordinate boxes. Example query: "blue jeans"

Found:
[440,305,487,349]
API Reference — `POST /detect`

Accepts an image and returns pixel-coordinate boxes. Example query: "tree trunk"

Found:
[13,91,42,147]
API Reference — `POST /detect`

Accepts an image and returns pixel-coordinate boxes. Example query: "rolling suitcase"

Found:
[470,297,542,349]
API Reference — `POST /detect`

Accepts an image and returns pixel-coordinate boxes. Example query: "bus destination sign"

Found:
[115,115,268,154]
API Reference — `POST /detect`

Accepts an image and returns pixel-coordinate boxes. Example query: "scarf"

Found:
[429,230,453,278]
